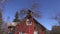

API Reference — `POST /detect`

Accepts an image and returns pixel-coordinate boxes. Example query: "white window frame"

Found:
[26,19,32,25]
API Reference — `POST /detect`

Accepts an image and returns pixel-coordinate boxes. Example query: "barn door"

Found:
[34,31,39,34]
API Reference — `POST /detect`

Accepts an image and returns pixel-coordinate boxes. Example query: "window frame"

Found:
[26,19,32,26]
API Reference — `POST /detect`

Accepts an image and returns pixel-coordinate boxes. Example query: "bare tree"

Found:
[20,9,41,20]
[27,0,40,10]
[0,0,8,12]
[0,0,9,34]
[19,0,41,19]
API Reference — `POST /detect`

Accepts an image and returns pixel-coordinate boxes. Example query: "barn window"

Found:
[26,19,32,25]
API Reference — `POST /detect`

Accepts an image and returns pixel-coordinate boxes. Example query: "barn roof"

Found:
[33,18,46,31]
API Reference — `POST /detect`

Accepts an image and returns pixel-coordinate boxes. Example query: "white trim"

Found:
[26,19,32,26]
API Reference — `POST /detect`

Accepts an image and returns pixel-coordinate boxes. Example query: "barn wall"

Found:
[14,18,45,34]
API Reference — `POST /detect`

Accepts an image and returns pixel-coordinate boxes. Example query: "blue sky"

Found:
[2,0,60,30]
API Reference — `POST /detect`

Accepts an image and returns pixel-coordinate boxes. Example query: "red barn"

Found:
[14,10,46,34]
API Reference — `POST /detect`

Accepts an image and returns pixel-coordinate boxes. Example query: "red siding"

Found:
[15,18,34,34]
